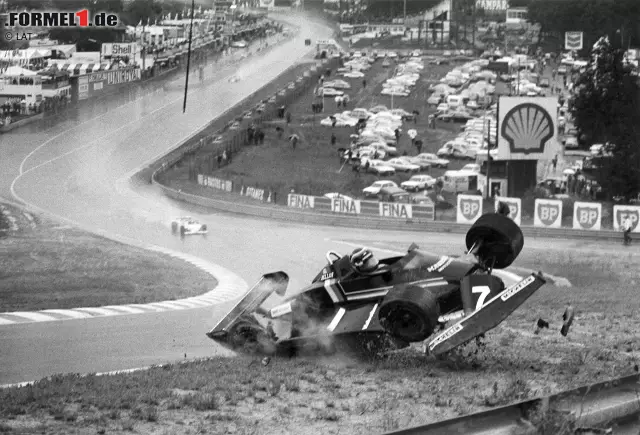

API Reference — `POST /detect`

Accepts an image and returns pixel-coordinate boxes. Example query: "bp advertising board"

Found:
[534,199,562,228]
[613,205,640,233]
[494,197,521,225]
[572,201,602,230]
[456,194,483,224]
[496,96,559,161]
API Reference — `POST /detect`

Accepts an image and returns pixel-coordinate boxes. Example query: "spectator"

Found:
[552,154,558,171]
[362,78,367,88]
[412,110,419,124]
[228,150,233,164]
[222,150,228,165]
[394,128,401,141]
[331,115,337,128]
[259,130,265,144]
[415,139,423,154]
[289,134,298,149]
[276,125,284,138]
[217,154,222,168]
[623,217,632,246]
[331,132,337,146]
[286,111,292,124]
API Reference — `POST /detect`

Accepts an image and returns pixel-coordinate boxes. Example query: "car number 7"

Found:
[472,286,491,311]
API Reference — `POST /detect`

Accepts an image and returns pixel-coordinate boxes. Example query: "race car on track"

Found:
[207,213,546,357]
[171,217,208,237]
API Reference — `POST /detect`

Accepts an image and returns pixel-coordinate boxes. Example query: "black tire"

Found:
[171,222,178,234]
[201,224,207,232]
[179,226,186,237]
[378,286,440,342]
[465,213,524,269]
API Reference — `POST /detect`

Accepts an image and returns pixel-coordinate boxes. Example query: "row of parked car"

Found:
[435,114,498,160]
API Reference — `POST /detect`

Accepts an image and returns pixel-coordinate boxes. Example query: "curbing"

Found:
[0,233,248,326]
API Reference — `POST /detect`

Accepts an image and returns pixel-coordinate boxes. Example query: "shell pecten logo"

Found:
[500,103,554,154]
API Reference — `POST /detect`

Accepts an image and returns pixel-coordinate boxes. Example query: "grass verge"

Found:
[159,56,469,212]
[0,204,218,312]
[0,250,637,434]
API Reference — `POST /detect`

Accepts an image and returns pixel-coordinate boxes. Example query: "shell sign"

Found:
[496,96,560,161]
[456,194,483,224]
[572,201,602,231]
[494,197,521,225]
[534,199,562,228]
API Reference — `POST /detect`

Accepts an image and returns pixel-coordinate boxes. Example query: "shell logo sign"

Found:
[496,96,559,161]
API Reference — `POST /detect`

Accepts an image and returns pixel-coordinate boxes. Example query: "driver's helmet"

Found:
[350,247,379,273]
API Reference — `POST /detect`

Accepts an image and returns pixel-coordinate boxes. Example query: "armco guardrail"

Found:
[384,374,640,435]
[154,184,625,240]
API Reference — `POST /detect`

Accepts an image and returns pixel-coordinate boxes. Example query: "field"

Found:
[1,247,638,434]
[161,55,475,209]
[0,203,218,312]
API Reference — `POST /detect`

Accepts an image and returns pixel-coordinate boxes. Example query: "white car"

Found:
[368,142,398,156]
[343,71,365,78]
[401,175,437,191]
[565,136,579,149]
[369,105,389,113]
[390,108,414,120]
[380,88,410,97]
[416,153,450,168]
[171,217,208,236]
[363,180,398,197]
[436,103,449,113]
[349,108,373,119]
[363,159,396,176]
[385,158,421,173]
[324,192,355,202]
[398,156,431,171]
[320,114,358,127]
[427,94,442,106]
[230,40,248,48]
[230,121,241,130]
[461,163,481,173]
[319,87,345,97]
[325,79,351,90]
[357,147,387,160]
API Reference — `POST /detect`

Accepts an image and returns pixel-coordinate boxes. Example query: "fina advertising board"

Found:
[496,96,559,161]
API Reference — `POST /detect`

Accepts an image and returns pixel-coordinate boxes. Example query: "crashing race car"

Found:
[171,217,208,237]
[207,213,546,356]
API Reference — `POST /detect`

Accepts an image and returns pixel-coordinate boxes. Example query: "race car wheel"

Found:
[171,222,178,234]
[465,213,524,269]
[179,226,186,236]
[378,286,439,342]
[228,320,277,355]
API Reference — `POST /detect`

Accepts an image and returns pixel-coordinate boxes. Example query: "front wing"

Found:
[427,272,546,355]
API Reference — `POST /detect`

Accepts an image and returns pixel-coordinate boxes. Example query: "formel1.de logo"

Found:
[6,10,118,28]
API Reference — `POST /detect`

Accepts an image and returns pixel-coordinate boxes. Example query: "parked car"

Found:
[320,87,345,96]
[363,180,398,197]
[416,153,450,168]
[564,136,579,149]
[398,156,431,171]
[385,158,421,173]
[401,175,437,191]
[364,159,396,176]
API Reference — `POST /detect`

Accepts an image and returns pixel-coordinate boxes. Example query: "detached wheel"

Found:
[466,213,524,269]
[378,286,439,342]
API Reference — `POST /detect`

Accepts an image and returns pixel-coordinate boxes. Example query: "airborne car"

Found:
[171,217,208,237]
[207,214,546,356]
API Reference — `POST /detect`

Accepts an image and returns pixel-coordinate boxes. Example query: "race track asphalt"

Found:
[0,14,635,385]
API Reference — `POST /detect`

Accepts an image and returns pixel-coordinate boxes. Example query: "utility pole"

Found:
[403,0,406,24]
[485,118,492,199]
